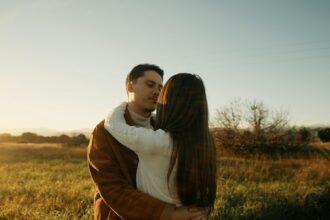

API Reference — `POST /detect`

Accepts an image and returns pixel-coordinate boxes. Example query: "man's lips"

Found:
[149,98,158,103]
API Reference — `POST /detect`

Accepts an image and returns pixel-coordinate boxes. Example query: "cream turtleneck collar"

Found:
[127,106,153,129]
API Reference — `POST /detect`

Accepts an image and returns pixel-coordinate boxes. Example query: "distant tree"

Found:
[214,99,292,156]
[296,127,312,144]
[20,132,39,143]
[318,128,330,142]
[214,99,243,130]
[0,133,14,142]
[58,134,71,144]
[68,134,88,147]
[245,100,289,134]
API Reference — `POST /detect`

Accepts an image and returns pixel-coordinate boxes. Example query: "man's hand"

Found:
[160,204,209,220]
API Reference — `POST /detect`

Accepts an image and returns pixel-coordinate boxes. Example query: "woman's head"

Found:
[155,73,216,209]
[156,73,208,134]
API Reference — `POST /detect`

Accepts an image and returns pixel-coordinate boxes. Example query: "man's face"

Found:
[128,70,163,112]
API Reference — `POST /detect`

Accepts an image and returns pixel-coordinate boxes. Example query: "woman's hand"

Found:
[160,204,209,220]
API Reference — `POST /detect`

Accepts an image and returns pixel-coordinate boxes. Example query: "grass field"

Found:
[0,143,329,219]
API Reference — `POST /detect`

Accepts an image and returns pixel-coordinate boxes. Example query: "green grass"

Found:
[211,157,329,219]
[0,143,93,220]
[0,143,329,219]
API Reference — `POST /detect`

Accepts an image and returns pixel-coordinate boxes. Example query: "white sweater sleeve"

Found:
[104,103,172,155]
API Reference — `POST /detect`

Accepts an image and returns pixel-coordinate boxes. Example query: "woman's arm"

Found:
[104,103,172,155]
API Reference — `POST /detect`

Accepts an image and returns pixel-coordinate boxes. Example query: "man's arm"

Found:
[87,123,166,220]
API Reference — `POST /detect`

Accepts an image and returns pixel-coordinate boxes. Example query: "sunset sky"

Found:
[1,0,330,131]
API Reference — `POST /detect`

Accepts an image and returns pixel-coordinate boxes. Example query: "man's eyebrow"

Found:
[146,80,163,87]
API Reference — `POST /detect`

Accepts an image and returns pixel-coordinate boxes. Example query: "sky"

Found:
[0,0,330,131]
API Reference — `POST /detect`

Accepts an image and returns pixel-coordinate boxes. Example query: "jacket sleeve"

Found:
[104,103,172,156]
[87,123,167,220]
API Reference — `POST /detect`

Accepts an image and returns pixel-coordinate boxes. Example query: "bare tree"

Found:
[245,100,289,134]
[246,100,269,134]
[213,99,291,155]
[214,99,243,130]
[266,109,289,132]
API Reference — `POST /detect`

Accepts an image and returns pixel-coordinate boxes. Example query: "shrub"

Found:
[318,128,330,142]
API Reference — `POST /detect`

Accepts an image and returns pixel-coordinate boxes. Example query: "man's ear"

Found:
[126,81,134,93]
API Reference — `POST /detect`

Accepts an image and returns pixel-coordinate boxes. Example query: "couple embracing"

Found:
[87,64,216,220]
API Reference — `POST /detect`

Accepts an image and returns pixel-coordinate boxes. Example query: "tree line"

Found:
[0,132,89,147]
[212,99,330,158]
[1,99,329,154]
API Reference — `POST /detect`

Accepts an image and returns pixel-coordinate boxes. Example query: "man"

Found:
[87,64,208,220]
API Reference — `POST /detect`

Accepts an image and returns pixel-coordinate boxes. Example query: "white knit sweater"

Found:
[104,103,181,205]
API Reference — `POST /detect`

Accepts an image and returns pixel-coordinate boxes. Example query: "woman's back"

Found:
[137,152,181,205]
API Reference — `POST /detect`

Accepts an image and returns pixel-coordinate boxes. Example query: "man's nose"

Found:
[153,86,161,96]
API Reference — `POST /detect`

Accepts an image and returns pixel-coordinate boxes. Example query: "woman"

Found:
[104,73,216,212]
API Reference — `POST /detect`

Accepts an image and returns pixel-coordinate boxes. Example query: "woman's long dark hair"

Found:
[155,73,216,209]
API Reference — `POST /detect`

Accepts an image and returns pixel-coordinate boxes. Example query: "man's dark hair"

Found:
[126,64,164,86]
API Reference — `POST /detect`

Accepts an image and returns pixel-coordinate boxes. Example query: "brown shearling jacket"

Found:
[87,107,166,220]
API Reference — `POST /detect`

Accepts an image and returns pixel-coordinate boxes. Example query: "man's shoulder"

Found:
[89,119,137,156]
[91,120,104,134]
[95,119,106,130]
[88,120,117,153]
[92,119,126,141]
[91,119,112,141]
[92,106,131,139]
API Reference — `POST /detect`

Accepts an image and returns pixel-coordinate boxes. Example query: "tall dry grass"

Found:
[0,143,329,219]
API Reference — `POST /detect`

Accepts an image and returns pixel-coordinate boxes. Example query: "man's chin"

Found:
[144,105,156,113]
